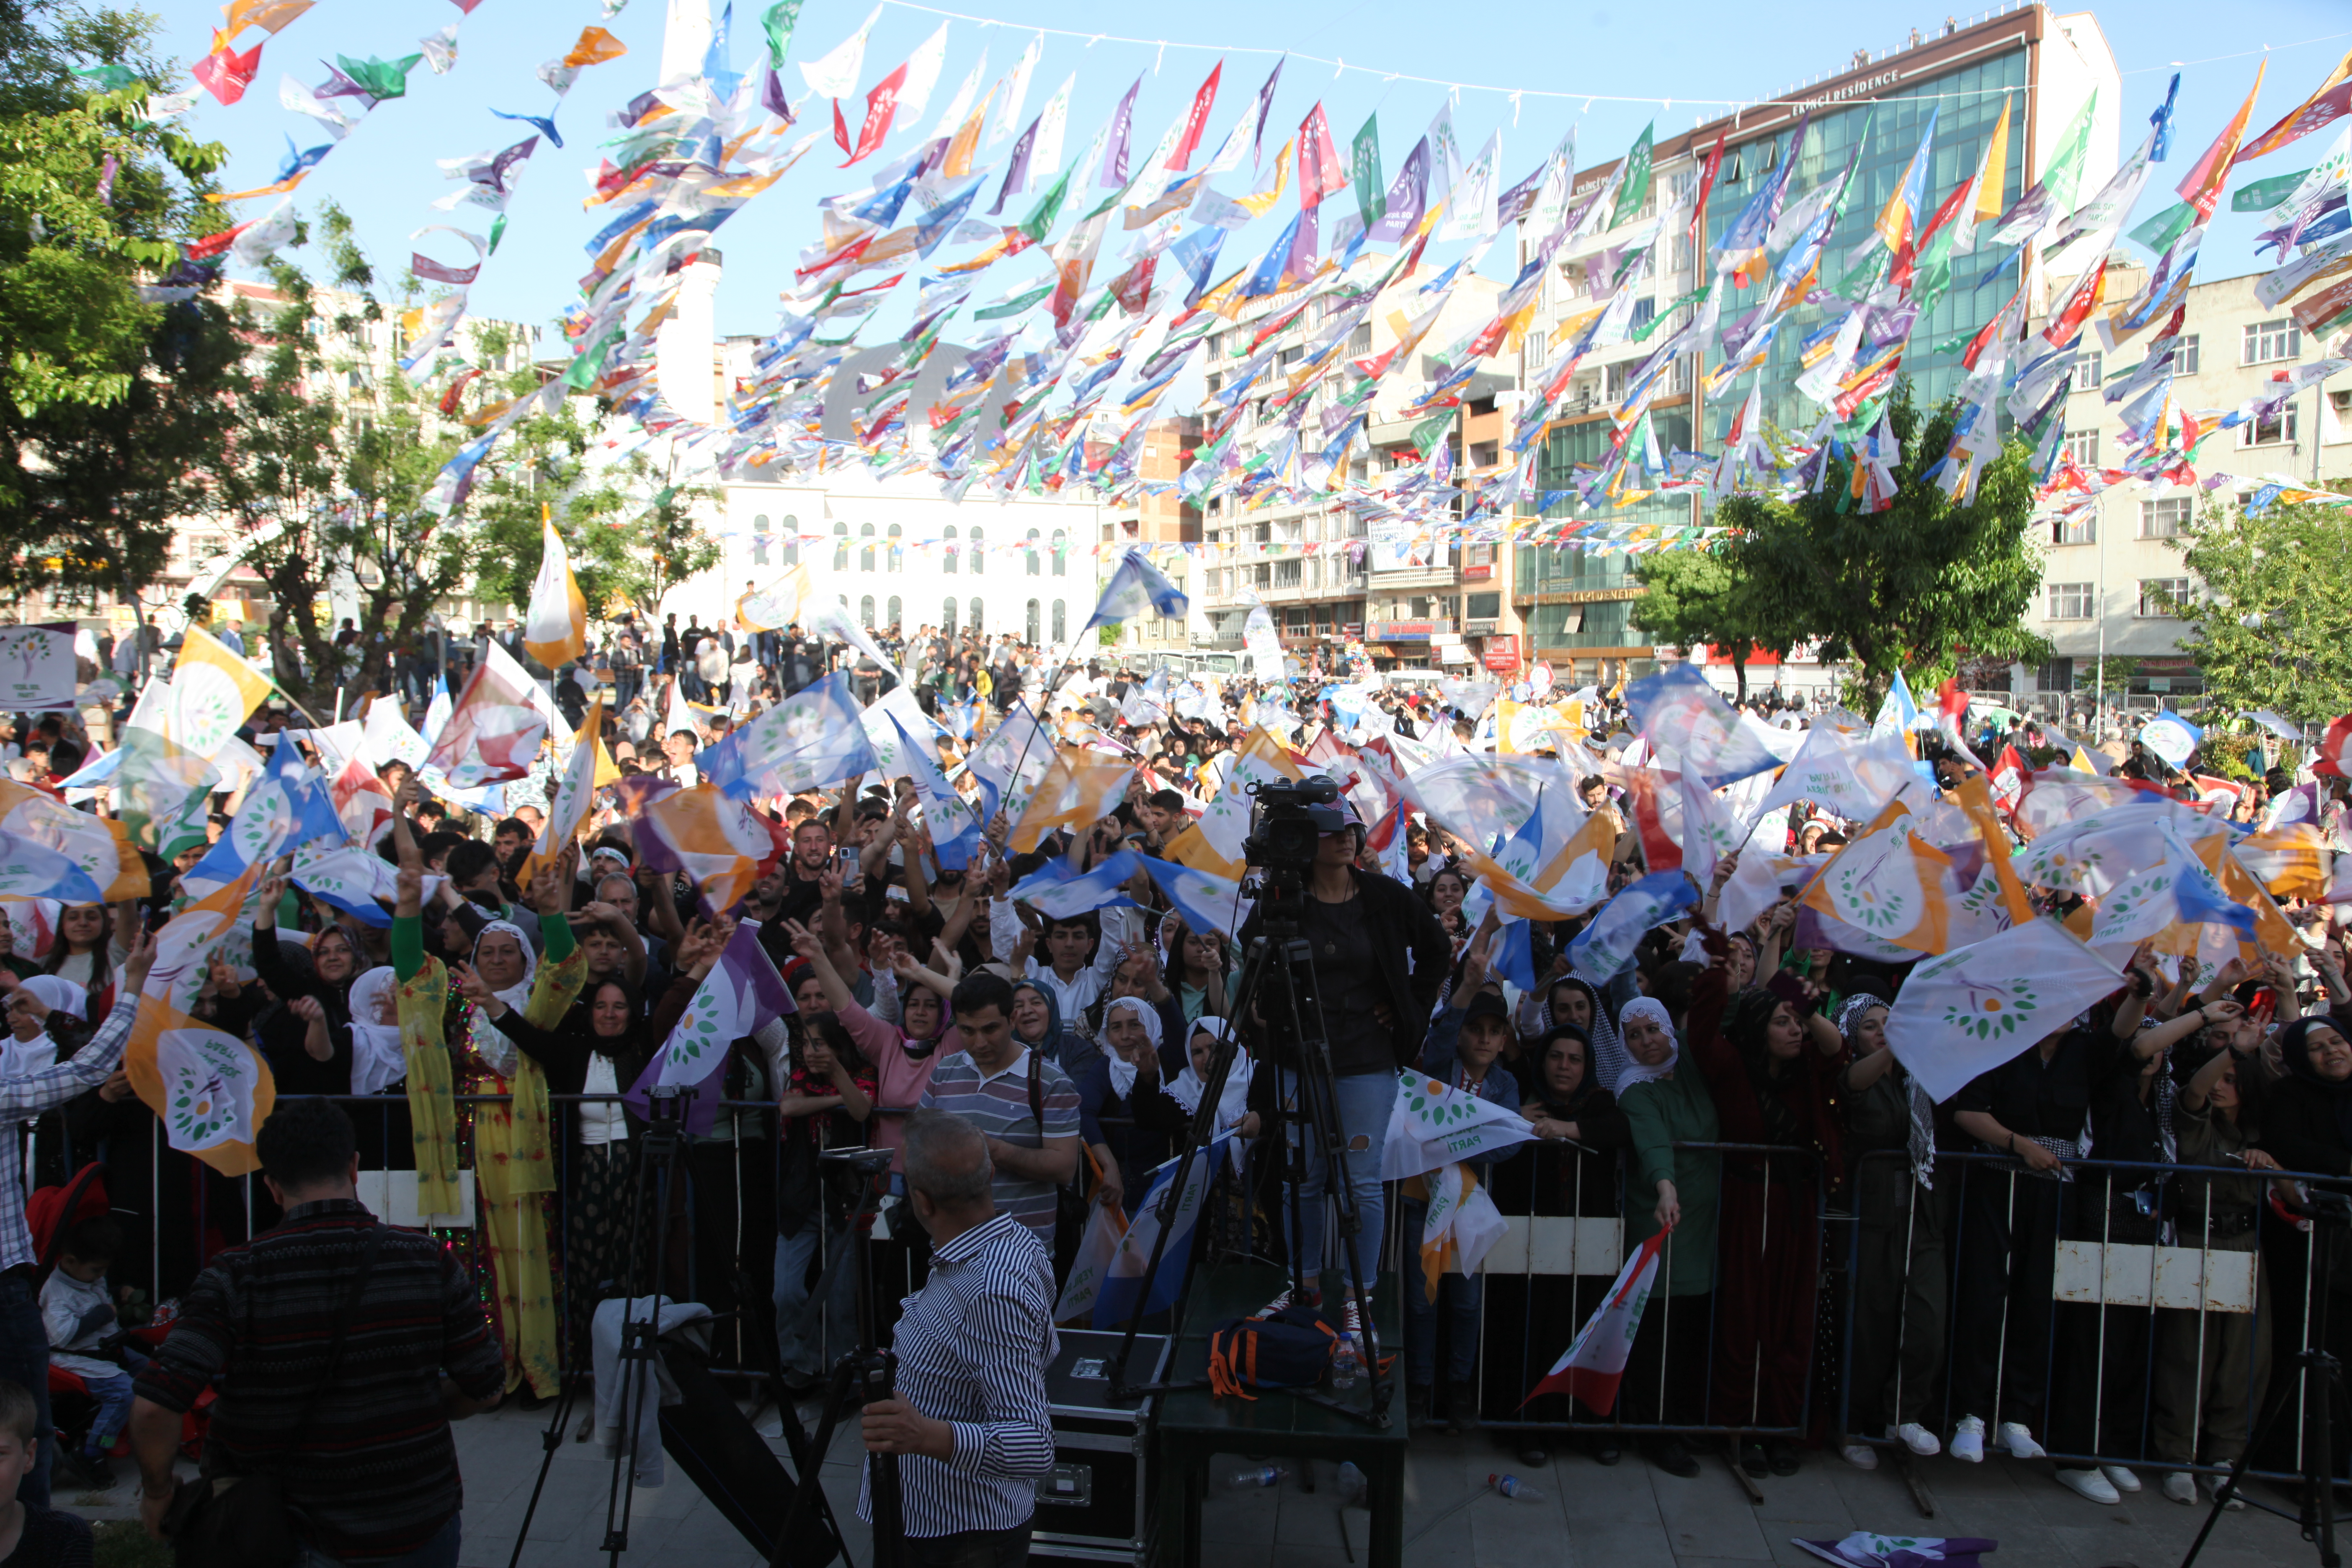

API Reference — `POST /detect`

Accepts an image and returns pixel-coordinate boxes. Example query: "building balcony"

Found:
[1365,562,1461,591]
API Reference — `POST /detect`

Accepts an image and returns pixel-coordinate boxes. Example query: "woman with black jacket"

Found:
[1237,811,1450,1316]
[245,892,364,1098]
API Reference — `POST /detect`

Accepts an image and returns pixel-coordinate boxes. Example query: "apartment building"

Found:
[2023,264,2352,710]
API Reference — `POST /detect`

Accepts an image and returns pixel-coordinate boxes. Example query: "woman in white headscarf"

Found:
[346,966,407,1097]
[0,975,84,1078]
[1077,996,1191,1215]
[1164,1017,1258,1142]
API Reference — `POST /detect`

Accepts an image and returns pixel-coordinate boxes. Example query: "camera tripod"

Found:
[1105,877,1392,1428]
[2180,1201,2348,1568]
[778,1146,903,1568]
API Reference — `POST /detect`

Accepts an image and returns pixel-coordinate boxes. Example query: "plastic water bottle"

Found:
[1330,1331,1362,1390]
[1488,1473,1545,1502]
[1221,1464,1288,1491]
[1336,1462,1368,1506]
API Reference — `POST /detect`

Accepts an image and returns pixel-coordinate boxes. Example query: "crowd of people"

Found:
[0,607,2346,1565]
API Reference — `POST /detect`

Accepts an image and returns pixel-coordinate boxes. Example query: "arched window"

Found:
[941,597,957,635]
[942,524,959,575]
[886,523,903,572]
[1025,528,1042,577]
[832,522,848,571]
[781,513,800,567]
[859,522,876,573]
[969,526,985,575]
[1051,599,1066,642]
[1025,598,1040,644]
[752,513,771,567]
[1050,529,1066,577]
[860,595,876,627]
[886,595,901,629]
[968,597,984,633]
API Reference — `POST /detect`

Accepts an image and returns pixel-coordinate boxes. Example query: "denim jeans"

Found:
[1277,1068,1397,1296]
[81,1370,135,1454]
[296,1513,460,1568]
[774,1223,857,1382]
[1398,1199,1483,1386]
[0,1270,52,1505]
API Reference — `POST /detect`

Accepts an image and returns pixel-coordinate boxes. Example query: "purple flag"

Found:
[1367,137,1427,242]
[989,115,1039,216]
[761,65,794,123]
[477,136,539,196]
[1098,76,1141,189]
[412,253,480,285]
[1249,56,1285,168]
[624,920,792,1135]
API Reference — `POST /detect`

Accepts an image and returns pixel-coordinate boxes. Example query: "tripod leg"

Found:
[2178,1349,2332,1568]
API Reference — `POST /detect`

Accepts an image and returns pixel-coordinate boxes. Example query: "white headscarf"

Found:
[1102,995,1162,1101]
[471,920,538,1014]
[347,966,406,1096]
[15,976,87,1023]
[1610,997,1680,1092]
[1165,1016,1252,1135]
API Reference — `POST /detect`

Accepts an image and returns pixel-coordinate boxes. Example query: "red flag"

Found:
[844,64,907,165]
[1519,1228,1666,1415]
[422,644,549,787]
[831,97,851,155]
[2316,716,2352,779]
[1691,129,1725,253]
[2238,51,2352,162]
[1990,744,2027,816]
[1168,62,1222,172]
[184,220,255,261]
[2178,60,2267,221]
[2040,258,2108,349]
[1295,104,1348,210]
[191,34,262,105]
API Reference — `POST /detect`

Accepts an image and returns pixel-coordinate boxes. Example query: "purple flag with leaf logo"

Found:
[624,919,791,1135]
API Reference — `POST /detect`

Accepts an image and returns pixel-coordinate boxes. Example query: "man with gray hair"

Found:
[858,1111,1056,1565]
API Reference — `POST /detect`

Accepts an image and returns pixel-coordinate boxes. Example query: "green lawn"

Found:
[91,1519,171,1568]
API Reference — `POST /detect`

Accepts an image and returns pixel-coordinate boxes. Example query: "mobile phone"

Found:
[2251,988,2278,1026]
[835,848,859,877]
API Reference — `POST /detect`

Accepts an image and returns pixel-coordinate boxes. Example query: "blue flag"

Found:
[1142,858,1253,937]
[1093,1135,1234,1328]
[1565,871,1698,985]
[1008,849,1145,919]
[181,745,347,899]
[1083,547,1190,632]
[697,672,877,798]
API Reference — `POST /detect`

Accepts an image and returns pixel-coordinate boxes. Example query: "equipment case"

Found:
[1028,1329,1168,1567]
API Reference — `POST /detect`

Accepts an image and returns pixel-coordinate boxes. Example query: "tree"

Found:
[1629,546,1778,699]
[0,0,242,608]
[2171,490,2352,722]
[1699,381,2050,712]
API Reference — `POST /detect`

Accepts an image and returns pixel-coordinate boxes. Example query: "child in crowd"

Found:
[40,1216,138,1485]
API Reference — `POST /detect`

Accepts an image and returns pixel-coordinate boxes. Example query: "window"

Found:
[1051,599,1066,642]
[860,594,876,627]
[2244,318,2300,365]
[859,523,875,572]
[886,595,901,629]
[2139,578,2192,618]
[1050,529,1065,577]
[2046,582,2094,620]
[886,524,903,571]
[2240,405,2299,446]
[1025,598,1040,644]
[942,523,958,574]
[781,513,800,567]
[941,597,957,635]
[1024,528,1042,576]
[2070,353,2103,395]
[752,513,771,567]
[2051,512,2095,545]
[969,526,985,575]
[2140,497,2192,539]
[1467,592,1502,619]
[968,596,983,633]
[1273,560,1302,588]
[2062,429,2099,467]
[1348,325,1372,356]
[2169,335,2200,375]
[832,522,848,571]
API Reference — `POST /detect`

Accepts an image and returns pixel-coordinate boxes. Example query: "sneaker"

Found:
[1254,1287,1303,1320]
[1895,1423,1941,1457]
[2055,1467,2121,1505]
[1950,1416,1986,1464]
[2202,1475,2245,1511]
[1767,1438,1801,1476]
[2161,1471,2198,1505]
[1516,1444,1550,1468]
[1446,1379,1479,1436]
[1335,1295,1363,1335]
[1997,1422,2046,1460]
[1645,1437,1700,1478]
[1406,1384,1435,1431]
[2102,1465,2141,1494]
[1740,1439,1768,1477]
[1841,1443,1880,1471]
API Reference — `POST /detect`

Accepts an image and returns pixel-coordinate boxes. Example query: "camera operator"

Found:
[858,1110,1055,1566]
[1240,789,1450,1319]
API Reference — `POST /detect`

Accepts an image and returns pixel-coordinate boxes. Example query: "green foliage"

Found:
[1628,546,1774,697]
[2074,654,2138,694]
[1686,381,2050,712]
[1098,623,1121,648]
[2171,492,2352,724]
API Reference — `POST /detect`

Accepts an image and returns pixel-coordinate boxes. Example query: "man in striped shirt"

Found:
[918,971,1080,1242]
[859,1110,1057,1563]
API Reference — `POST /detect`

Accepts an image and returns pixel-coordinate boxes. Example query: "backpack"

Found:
[1205,1305,1336,1401]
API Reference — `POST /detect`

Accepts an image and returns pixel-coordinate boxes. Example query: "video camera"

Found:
[1241,774,1347,882]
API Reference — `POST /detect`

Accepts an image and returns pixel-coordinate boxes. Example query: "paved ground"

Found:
[64,1394,2314,1567]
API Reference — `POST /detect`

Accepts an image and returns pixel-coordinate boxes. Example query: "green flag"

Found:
[760,0,803,68]
[1351,113,1387,232]
[2040,91,2096,210]
[2129,200,2197,255]
[975,285,1052,321]
[337,54,424,102]
[1409,409,1453,457]
[2233,168,2313,212]
[1611,123,1654,230]
[1019,167,1073,245]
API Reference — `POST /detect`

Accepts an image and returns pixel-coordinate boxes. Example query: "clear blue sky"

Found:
[138,0,2352,343]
